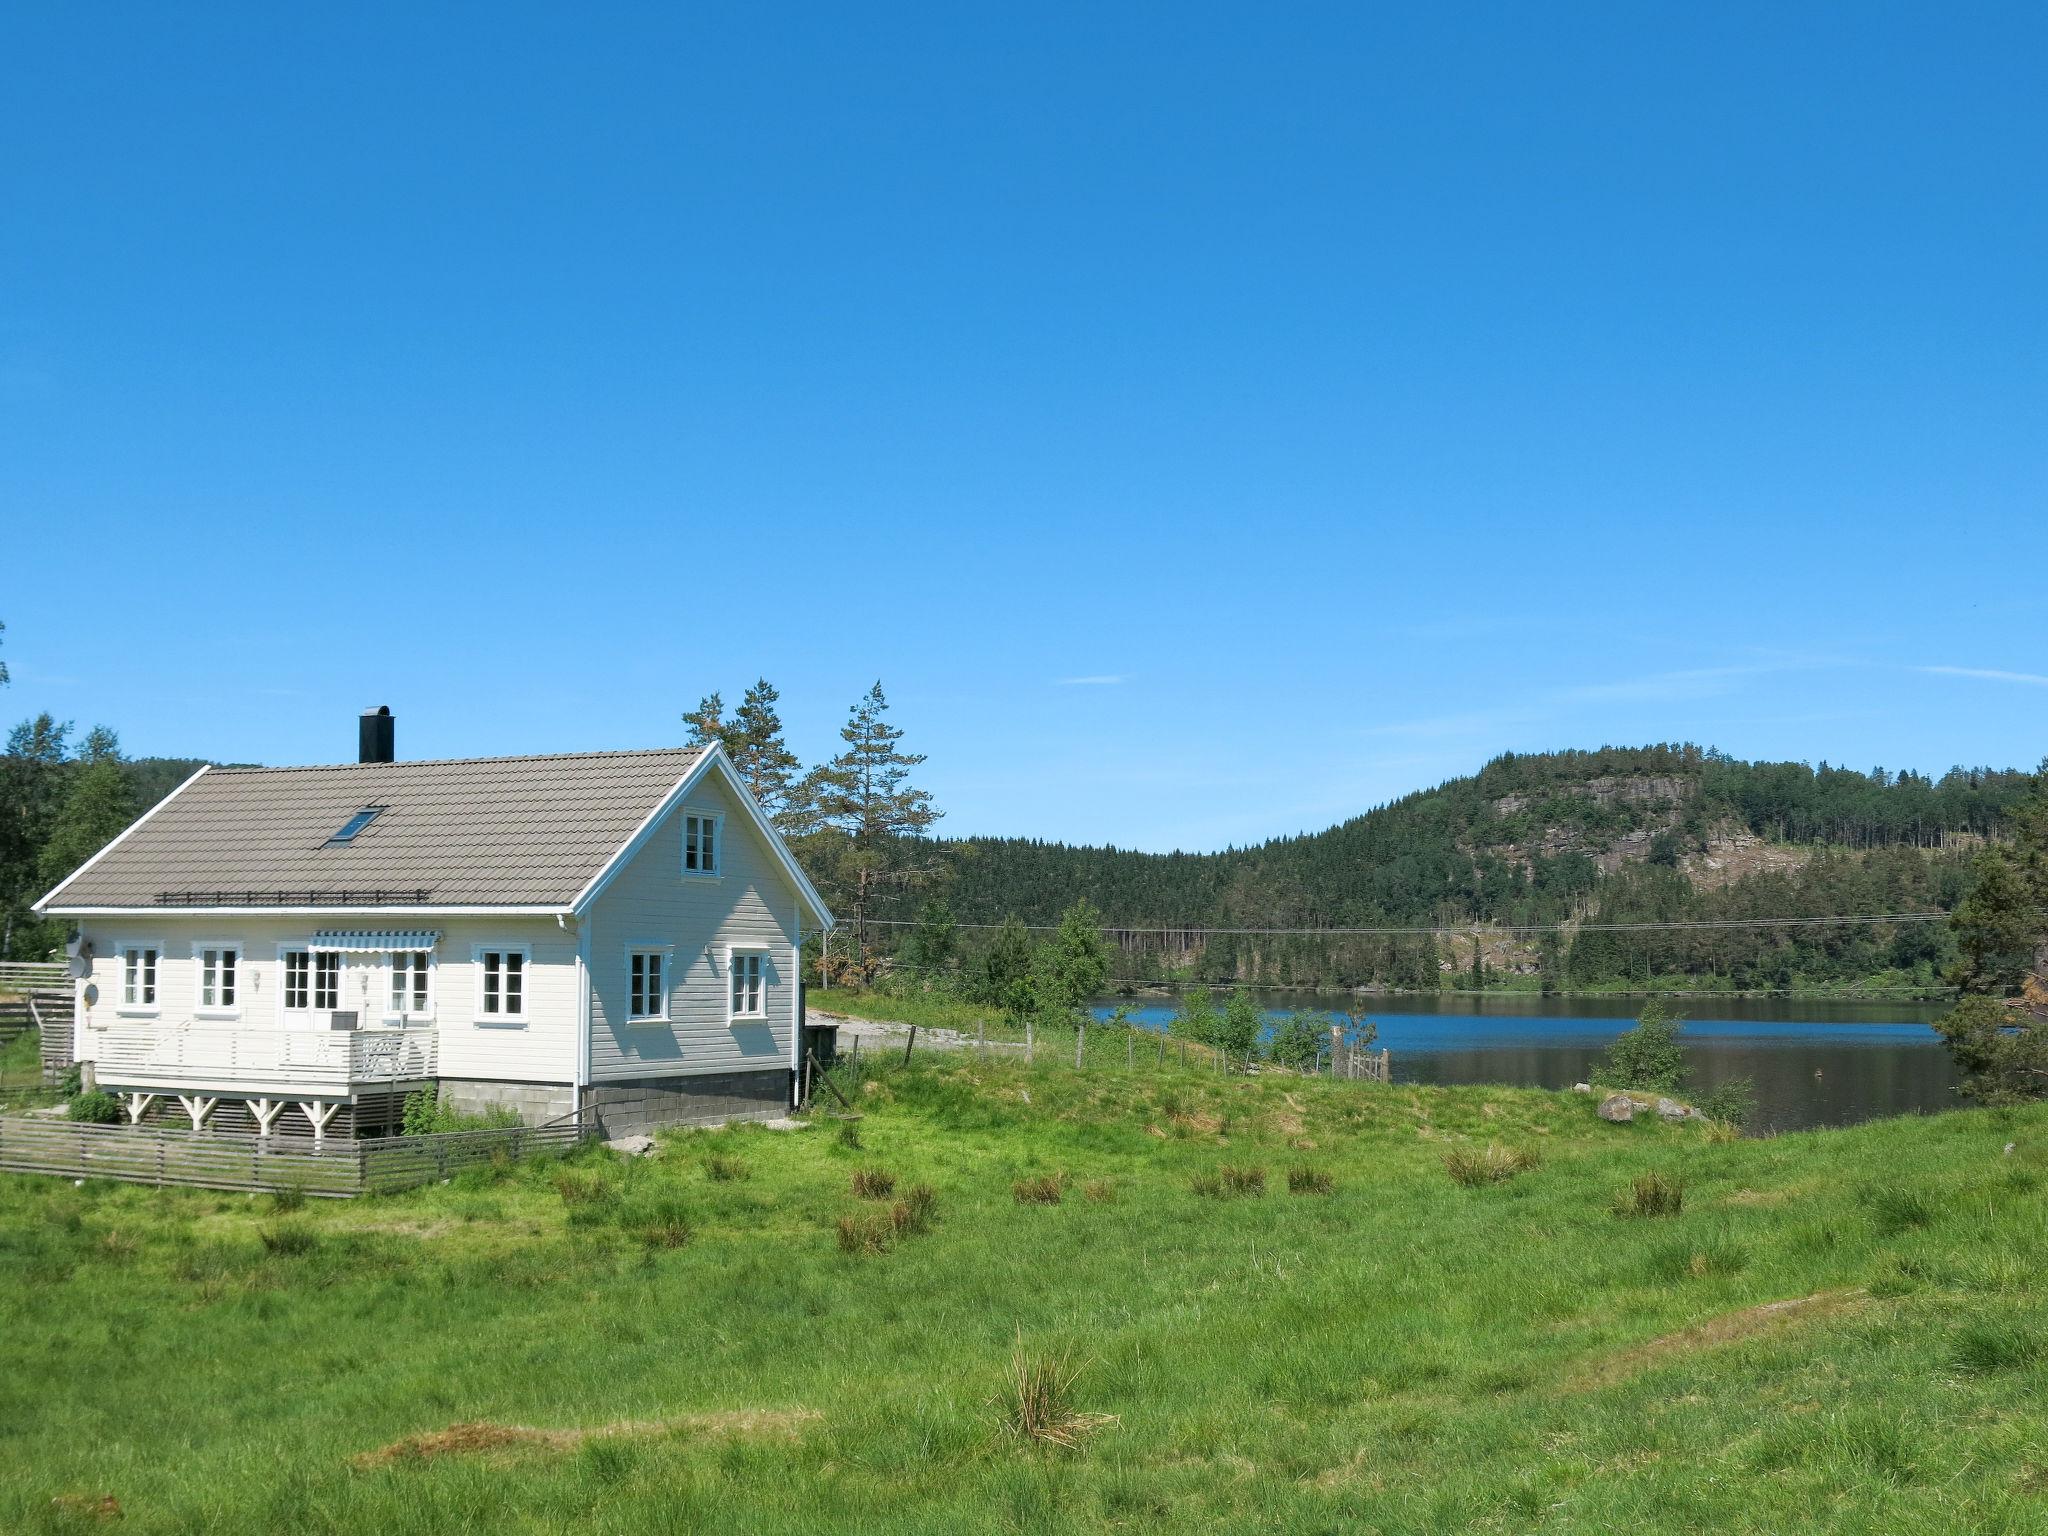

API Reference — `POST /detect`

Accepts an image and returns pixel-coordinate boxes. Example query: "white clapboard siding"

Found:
[70,917,575,1087]
[584,771,799,1082]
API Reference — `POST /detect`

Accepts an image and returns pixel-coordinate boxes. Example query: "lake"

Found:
[1089,991,1959,1134]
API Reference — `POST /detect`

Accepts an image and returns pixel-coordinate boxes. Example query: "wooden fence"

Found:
[0,1115,595,1197]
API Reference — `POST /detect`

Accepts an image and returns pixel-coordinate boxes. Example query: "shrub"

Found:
[1613,1172,1684,1218]
[1013,1174,1065,1205]
[67,1091,121,1124]
[835,1212,893,1255]
[1592,1000,1687,1093]
[996,1340,1116,1452]
[851,1167,896,1200]
[1695,1077,1757,1128]
[1286,1166,1335,1196]
[704,1154,751,1183]
[402,1088,521,1136]
[1443,1144,1538,1187]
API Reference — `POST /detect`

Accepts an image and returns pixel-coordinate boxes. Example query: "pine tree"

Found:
[0,713,73,957]
[1937,766,2048,1101]
[810,682,940,969]
[727,680,810,832]
[682,692,725,752]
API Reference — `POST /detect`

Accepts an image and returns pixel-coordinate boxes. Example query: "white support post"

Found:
[250,1098,284,1137]
[298,1100,340,1146]
[177,1094,216,1130]
[124,1091,155,1125]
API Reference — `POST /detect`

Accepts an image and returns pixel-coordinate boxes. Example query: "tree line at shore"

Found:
[0,628,2035,1001]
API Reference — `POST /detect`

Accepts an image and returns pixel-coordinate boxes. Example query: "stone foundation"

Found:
[437,1078,576,1127]
[580,1069,792,1138]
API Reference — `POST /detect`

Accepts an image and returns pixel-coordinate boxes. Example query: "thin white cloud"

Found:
[1055,674,1127,687]
[1916,665,2048,688]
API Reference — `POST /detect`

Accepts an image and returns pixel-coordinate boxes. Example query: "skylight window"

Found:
[327,806,386,844]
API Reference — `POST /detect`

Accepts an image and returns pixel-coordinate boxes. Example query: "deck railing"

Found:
[93,1024,437,1092]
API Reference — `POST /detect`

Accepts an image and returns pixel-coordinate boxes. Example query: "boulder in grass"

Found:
[607,1134,658,1157]
[1597,1093,1636,1123]
[1656,1097,1689,1122]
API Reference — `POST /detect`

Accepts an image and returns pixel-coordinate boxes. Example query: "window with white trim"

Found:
[389,950,433,1021]
[120,944,160,1011]
[728,949,765,1020]
[195,943,240,1013]
[476,947,528,1023]
[683,811,719,875]
[282,949,340,1013]
[627,948,669,1022]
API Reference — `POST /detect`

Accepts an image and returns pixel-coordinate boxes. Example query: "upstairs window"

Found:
[390,950,432,1020]
[729,949,765,1020]
[477,947,527,1024]
[120,945,159,1011]
[683,812,719,875]
[628,948,668,1022]
[196,944,240,1013]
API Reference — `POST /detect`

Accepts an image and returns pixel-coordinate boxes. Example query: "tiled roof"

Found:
[42,748,706,909]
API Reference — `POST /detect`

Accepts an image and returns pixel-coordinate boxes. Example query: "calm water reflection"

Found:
[1091,992,1959,1134]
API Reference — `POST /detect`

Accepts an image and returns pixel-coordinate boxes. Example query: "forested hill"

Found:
[910,746,2035,993]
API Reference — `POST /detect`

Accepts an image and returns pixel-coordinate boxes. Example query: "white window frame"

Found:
[625,944,673,1025]
[277,944,343,1021]
[726,945,768,1023]
[192,939,242,1018]
[473,943,532,1027]
[682,808,722,878]
[385,948,437,1026]
[117,940,163,1016]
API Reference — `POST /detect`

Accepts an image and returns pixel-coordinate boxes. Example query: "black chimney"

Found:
[359,706,394,764]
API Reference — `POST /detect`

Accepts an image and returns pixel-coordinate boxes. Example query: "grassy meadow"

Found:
[3,1049,2047,1533]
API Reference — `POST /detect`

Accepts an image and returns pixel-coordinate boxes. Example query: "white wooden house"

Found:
[33,709,833,1140]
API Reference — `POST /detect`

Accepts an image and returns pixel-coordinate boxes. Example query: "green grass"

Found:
[3,1054,2047,1533]
[0,1025,56,1106]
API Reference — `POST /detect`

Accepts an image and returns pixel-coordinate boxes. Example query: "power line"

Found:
[861,911,1952,938]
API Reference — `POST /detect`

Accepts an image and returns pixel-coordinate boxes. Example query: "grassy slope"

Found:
[3,1060,2046,1534]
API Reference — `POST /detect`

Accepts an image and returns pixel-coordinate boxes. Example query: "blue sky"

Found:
[2,4,2043,852]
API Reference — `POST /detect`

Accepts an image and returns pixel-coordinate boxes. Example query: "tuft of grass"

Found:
[258,1222,319,1256]
[850,1167,897,1200]
[1951,1320,2046,1374]
[703,1154,751,1183]
[1444,1144,1539,1187]
[1286,1166,1335,1196]
[269,1183,307,1214]
[1012,1173,1065,1205]
[1614,1171,1685,1218]
[1192,1164,1266,1199]
[621,1196,693,1250]
[891,1182,938,1236]
[552,1169,618,1209]
[1861,1184,1936,1237]
[994,1340,1117,1452]
[1081,1179,1118,1204]
[835,1212,893,1255]
[834,1118,863,1150]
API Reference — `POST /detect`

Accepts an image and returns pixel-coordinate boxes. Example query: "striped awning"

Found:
[309,930,441,954]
